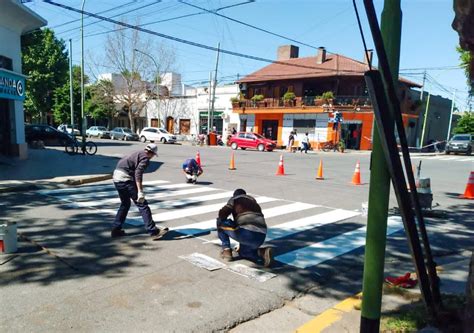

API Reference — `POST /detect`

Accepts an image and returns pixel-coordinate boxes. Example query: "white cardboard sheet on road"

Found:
[179,253,226,271]
[225,263,276,283]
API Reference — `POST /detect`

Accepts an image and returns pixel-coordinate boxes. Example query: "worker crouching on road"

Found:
[111,144,169,240]
[182,158,203,184]
[216,189,273,267]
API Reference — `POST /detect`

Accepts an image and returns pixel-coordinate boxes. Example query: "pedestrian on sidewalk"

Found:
[182,157,203,184]
[111,143,169,240]
[288,131,295,152]
[216,188,273,267]
[301,132,310,154]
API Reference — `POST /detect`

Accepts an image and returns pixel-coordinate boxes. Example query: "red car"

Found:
[229,132,276,152]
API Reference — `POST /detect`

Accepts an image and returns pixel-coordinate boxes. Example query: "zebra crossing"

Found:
[414,155,473,163]
[37,180,404,270]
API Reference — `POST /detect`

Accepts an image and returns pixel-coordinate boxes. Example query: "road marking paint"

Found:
[296,293,362,333]
[275,216,403,269]
[126,196,278,226]
[174,202,317,238]
[37,179,169,195]
[52,183,193,201]
[71,186,218,207]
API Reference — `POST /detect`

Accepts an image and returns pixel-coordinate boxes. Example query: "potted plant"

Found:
[283,91,296,106]
[251,94,265,107]
[338,139,345,153]
[322,91,334,105]
[314,95,324,106]
[230,96,240,108]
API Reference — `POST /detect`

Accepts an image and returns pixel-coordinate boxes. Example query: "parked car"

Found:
[25,124,74,146]
[86,126,111,139]
[139,127,177,144]
[57,124,81,136]
[228,132,276,152]
[445,134,473,155]
[110,127,139,141]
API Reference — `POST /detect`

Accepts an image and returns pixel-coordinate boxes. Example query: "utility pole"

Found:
[210,42,220,133]
[420,93,431,147]
[446,91,456,141]
[419,70,426,101]
[207,71,212,135]
[360,0,402,332]
[80,0,86,151]
[69,39,74,129]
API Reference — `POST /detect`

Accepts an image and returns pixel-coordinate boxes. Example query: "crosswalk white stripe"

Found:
[459,158,473,162]
[274,216,403,269]
[38,180,169,195]
[55,183,194,201]
[173,202,317,237]
[71,186,218,208]
[265,209,361,242]
[125,196,278,226]
[148,191,234,210]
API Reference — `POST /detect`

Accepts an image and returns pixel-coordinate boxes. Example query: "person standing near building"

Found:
[216,189,273,267]
[288,131,295,152]
[301,132,310,154]
[111,144,169,240]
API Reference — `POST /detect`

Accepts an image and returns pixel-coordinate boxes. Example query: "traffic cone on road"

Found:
[460,171,474,199]
[276,155,285,176]
[229,152,236,170]
[196,151,201,166]
[316,160,324,180]
[351,161,362,185]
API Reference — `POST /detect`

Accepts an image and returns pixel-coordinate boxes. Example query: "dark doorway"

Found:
[341,123,362,150]
[0,98,11,155]
[262,120,278,140]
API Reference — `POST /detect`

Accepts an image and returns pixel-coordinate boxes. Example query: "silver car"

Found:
[86,126,110,139]
[110,127,140,141]
[445,134,473,155]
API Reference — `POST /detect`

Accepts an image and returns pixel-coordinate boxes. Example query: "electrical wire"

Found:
[43,0,366,74]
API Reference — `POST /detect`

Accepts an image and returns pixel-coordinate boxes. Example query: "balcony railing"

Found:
[233,95,372,109]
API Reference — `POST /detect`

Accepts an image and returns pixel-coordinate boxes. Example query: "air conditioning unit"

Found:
[239,83,247,91]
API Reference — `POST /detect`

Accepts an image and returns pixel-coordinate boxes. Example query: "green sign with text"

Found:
[0,69,25,101]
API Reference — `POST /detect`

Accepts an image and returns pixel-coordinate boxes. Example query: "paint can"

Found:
[361,202,368,217]
[417,178,431,194]
[0,222,18,254]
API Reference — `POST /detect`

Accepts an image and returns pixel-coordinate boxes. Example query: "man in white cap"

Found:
[111,143,168,240]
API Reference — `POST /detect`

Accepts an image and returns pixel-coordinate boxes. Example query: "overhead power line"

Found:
[178,0,320,50]
[43,0,365,74]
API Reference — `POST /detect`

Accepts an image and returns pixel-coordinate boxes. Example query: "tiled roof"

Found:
[239,53,421,87]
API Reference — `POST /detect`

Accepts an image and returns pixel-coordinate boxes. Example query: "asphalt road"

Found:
[1,140,473,332]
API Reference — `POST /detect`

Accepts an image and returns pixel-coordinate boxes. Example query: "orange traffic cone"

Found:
[316,160,324,180]
[229,152,236,170]
[351,161,362,185]
[460,171,474,199]
[196,151,201,166]
[276,155,285,176]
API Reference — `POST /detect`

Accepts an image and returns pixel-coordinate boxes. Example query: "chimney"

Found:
[277,45,299,60]
[364,49,373,65]
[316,47,326,64]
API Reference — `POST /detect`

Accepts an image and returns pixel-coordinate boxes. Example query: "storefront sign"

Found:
[0,69,25,101]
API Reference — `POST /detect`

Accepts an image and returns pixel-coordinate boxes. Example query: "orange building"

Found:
[232,45,422,150]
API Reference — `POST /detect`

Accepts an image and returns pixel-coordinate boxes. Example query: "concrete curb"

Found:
[0,173,112,193]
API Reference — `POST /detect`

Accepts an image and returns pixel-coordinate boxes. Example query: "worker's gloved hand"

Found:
[137,191,145,203]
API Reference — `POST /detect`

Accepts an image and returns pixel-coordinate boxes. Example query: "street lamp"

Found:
[134,48,159,127]
[80,0,86,152]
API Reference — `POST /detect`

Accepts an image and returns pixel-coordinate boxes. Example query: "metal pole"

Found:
[210,42,220,133]
[69,39,74,129]
[80,0,86,151]
[420,93,431,147]
[207,71,212,135]
[446,91,455,141]
[360,1,401,331]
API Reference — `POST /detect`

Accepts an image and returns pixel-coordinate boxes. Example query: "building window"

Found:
[293,119,316,134]
[0,56,13,70]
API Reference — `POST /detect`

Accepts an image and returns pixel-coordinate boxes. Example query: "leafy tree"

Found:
[86,79,116,127]
[21,28,69,123]
[456,45,473,95]
[52,65,88,124]
[453,112,474,134]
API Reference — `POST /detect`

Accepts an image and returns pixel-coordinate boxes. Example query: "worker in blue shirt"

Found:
[182,158,203,184]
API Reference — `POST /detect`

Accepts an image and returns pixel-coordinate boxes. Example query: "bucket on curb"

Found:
[0,222,18,254]
[361,202,368,217]
[417,178,431,194]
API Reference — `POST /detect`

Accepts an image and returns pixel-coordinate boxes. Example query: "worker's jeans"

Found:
[113,181,157,234]
[217,220,266,262]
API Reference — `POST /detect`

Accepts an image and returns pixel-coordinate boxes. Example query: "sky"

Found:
[25,0,471,111]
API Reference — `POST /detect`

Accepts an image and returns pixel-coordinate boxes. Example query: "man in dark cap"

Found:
[111,143,168,240]
[216,189,273,267]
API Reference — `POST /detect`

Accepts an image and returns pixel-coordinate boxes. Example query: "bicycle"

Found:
[321,140,345,153]
[65,136,97,156]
